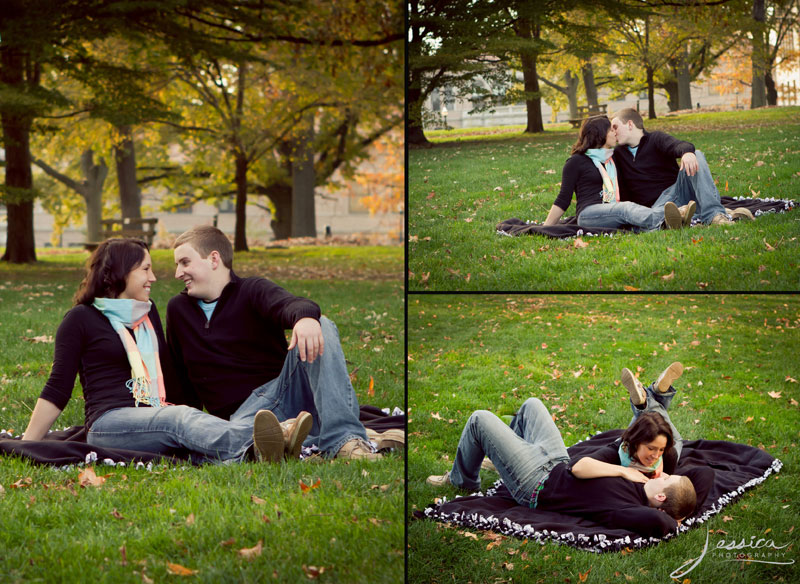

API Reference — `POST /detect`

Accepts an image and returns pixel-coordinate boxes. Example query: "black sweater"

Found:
[552,154,606,219]
[166,272,321,418]
[613,130,695,207]
[39,303,179,429]
[537,461,678,538]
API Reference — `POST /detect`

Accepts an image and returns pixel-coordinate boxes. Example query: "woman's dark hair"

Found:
[571,115,611,155]
[620,411,674,461]
[74,238,149,305]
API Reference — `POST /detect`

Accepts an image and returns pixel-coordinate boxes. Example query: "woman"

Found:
[21,238,311,464]
[542,116,685,231]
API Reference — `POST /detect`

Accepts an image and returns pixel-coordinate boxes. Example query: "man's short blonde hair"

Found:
[661,476,697,520]
[173,225,233,269]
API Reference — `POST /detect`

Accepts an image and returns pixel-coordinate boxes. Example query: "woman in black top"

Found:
[542,116,682,231]
[21,238,310,463]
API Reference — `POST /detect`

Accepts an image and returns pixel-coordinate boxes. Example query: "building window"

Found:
[217,197,235,213]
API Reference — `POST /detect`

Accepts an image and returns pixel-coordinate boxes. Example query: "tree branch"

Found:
[32,158,84,195]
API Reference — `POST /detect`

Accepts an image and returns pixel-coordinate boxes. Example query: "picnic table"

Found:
[84,217,159,251]
[568,104,608,128]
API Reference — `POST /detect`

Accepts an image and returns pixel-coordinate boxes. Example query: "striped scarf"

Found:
[585,148,620,203]
[92,298,167,407]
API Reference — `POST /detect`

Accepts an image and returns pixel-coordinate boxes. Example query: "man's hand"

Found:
[679,152,698,176]
[619,467,650,484]
[288,317,324,363]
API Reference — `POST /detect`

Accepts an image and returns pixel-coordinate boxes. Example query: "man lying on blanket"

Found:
[426,397,710,539]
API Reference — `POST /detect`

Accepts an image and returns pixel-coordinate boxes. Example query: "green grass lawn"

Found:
[407,294,799,583]
[0,246,404,584]
[409,107,800,291]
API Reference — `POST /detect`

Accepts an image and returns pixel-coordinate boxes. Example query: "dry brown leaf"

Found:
[785,376,798,383]
[185,513,195,526]
[141,572,154,584]
[300,479,321,493]
[661,271,675,281]
[502,562,514,571]
[763,238,776,251]
[22,335,54,344]
[573,237,589,249]
[166,562,198,576]
[219,537,236,547]
[302,565,326,579]
[78,467,105,488]
[367,376,375,398]
[119,545,128,566]
[623,285,640,291]
[251,495,266,505]
[110,508,124,520]
[767,391,782,399]
[238,540,263,560]
[723,515,733,522]
[579,569,591,582]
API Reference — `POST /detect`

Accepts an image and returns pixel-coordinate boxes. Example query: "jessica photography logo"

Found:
[671,529,794,579]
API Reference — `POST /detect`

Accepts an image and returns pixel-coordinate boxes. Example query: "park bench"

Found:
[568,104,608,128]
[84,217,159,251]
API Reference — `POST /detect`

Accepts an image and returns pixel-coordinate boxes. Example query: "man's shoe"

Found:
[481,457,497,472]
[281,411,313,459]
[426,471,452,487]
[726,207,754,221]
[655,362,684,393]
[253,410,284,463]
[664,202,683,229]
[711,213,733,225]
[621,368,646,406]
[336,438,381,461]
[366,428,405,452]
[678,200,697,226]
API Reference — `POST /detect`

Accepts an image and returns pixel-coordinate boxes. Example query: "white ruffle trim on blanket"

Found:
[422,458,783,553]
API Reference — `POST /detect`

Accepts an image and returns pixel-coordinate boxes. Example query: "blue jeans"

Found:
[578,201,664,232]
[650,150,726,224]
[629,382,684,461]
[449,398,570,506]
[88,317,367,462]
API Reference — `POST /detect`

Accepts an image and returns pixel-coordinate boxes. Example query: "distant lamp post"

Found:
[735,87,739,109]
[441,105,448,130]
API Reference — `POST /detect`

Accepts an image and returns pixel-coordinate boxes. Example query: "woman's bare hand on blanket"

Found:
[619,467,650,483]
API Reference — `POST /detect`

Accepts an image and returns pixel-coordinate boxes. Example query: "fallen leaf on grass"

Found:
[238,540,263,560]
[22,335,54,344]
[367,376,374,398]
[502,562,514,570]
[0,484,5,496]
[302,565,327,579]
[723,515,734,522]
[459,530,478,540]
[691,236,703,244]
[464,217,473,223]
[623,285,640,291]
[786,376,798,383]
[78,467,105,488]
[745,416,754,423]
[579,569,591,582]
[166,562,198,576]
[120,545,128,566]
[431,412,443,420]
[697,282,709,289]
[219,538,236,547]
[763,238,776,251]
[110,509,124,520]
[185,513,195,526]
[661,271,675,281]
[141,572,154,584]
[573,237,589,248]
[10,477,32,489]
[767,391,782,399]
[250,495,266,505]
[300,479,321,493]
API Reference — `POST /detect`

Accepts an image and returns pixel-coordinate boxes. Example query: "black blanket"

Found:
[497,196,796,238]
[0,405,405,468]
[418,429,781,553]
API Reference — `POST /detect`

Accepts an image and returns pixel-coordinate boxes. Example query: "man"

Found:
[166,225,380,460]
[611,108,752,226]
[427,397,710,538]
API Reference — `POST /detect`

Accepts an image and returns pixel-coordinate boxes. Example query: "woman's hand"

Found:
[619,467,650,483]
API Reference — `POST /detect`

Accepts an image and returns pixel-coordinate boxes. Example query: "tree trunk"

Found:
[677,46,692,110]
[751,0,767,108]
[291,120,317,237]
[765,70,778,106]
[407,78,431,147]
[582,62,598,109]
[664,77,679,112]
[113,125,142,219]
[0,48,36,263]
[646,66,657,120]
[81,150,107,242]
[233,151,249,252]
[267,183,292,240]
[565,70,579,119]
[520,53,543,133]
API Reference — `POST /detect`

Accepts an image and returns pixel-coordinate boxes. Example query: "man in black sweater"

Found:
[611,108,752,225]
[166,225,381,460]
[427,398,709,539]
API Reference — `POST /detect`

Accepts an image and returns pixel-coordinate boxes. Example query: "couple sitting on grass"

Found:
[543,108,754,232]
[22,226,402,463]
[428,362,713,539]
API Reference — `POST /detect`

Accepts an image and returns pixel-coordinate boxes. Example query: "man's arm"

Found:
[288,317,324,363]
[609,506,678,538]
[572,457,650,483]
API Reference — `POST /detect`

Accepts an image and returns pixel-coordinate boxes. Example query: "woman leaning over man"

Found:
[543,116,692,231]
[21,238,311,464]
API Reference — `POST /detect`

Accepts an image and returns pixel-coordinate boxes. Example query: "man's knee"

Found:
[520,397,545,414]
[319,315,339,337]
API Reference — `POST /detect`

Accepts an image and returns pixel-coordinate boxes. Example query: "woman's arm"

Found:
[572,456,650,483]
[22,398,63,441]
[543,204,566,226]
